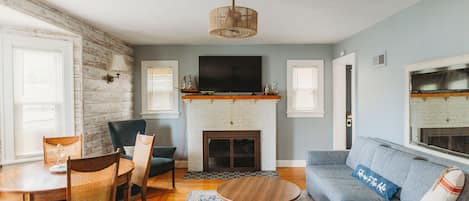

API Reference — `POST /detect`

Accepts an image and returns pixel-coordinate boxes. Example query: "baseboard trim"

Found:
[276,160,306,167]
[175,160,188,168]
[174,160,306,168]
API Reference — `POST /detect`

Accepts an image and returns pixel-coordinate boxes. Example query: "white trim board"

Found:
[174,160,307,168]
[332,53,357,150]
[276,160,307,167]
[404,54,469,166]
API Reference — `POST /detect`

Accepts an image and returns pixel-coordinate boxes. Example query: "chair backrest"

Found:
[131,134,155,188]
[43,135,82,164]
[108,119,146,155]
[66,150,120,201]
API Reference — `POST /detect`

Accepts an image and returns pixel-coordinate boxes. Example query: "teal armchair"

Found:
[108,119,176,187]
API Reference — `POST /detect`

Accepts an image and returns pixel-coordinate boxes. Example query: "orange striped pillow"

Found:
[420,167,465,201]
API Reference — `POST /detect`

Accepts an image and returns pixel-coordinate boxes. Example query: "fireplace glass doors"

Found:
[203,131,260,172]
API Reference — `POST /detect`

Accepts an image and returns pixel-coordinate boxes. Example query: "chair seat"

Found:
[149,157,175,177]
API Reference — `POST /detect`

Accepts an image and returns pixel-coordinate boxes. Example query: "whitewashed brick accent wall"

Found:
[0,0,134,156]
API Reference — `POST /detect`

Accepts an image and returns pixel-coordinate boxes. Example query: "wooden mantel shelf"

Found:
[410,92,469,98]
[182,95,281,100]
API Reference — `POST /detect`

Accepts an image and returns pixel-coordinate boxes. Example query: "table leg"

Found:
[22,193,31,201]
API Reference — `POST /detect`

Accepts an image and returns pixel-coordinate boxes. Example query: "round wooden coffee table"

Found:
[217,176,301,201]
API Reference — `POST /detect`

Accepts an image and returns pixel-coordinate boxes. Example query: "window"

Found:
[1,35,74,163]
[141,60,179,119]
[287,60,324,118]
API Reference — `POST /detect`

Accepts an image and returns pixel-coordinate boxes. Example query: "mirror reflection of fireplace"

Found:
[409,62,469,158]
[420,128,469,155]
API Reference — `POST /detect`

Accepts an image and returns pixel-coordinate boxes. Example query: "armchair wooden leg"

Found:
[172,167,175,188]
[141,187,147,201]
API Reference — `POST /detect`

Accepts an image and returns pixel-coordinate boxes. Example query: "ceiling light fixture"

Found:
[209,0,258,39]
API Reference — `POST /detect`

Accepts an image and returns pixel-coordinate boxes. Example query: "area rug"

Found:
[186,190,314,201]
[183,171,279,180]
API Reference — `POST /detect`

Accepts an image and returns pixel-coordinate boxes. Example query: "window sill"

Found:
[287,111,324,118]
[141,112,180,119]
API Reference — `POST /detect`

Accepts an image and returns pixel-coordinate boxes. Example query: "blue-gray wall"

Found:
[334,0,469,144]
[133,45,333,160]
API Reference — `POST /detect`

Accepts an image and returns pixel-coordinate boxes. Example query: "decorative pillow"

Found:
[420,167,465,201]
[352,164,400,201]
[123,146,135,156]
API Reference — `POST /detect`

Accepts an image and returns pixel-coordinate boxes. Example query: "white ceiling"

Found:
[0,5,67,33]
[41,0,420,45]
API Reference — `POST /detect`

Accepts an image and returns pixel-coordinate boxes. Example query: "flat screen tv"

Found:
[411,66,469,93]
[199,56,262,92]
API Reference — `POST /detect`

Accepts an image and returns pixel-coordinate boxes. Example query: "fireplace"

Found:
[420,127,469,156]
[203,131,260,172]
[184,96,279,171]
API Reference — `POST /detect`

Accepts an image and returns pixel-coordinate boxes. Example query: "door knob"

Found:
[346,114,352,128]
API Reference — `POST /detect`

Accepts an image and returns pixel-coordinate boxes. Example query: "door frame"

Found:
[332,53,357,150]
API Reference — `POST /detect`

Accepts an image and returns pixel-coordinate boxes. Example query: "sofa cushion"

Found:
[456,174,469,201]
[346,137,381,169]
[370,145,415,187]
[400,159,447,201]
[307,165,389,201]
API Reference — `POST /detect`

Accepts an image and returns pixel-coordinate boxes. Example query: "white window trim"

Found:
[286,59,325,118]
[0,34,74,164]
[141,60,179,119]
[404,54,469,165]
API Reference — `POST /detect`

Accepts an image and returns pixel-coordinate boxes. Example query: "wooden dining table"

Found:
[0,158,134,201]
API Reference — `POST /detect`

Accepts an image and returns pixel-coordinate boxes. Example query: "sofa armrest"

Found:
[153,146,176,159]
[307,150,349,166]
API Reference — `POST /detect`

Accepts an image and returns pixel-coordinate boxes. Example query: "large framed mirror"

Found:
[405,55,469,160]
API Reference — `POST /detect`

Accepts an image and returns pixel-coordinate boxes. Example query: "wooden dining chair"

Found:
[130,134,155,201]
[66,150,120,201]
[43,135,82,164]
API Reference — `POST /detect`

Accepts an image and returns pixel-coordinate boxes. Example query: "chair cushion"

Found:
[346,137,381,169]
[149,157,175,177]
[306,165,389,201]
[400,159,447,201]
[123,146,135,157]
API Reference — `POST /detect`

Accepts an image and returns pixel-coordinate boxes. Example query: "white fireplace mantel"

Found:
[184,96,280,171]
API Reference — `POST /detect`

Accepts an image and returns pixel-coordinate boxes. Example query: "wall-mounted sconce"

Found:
[104,54,129,84]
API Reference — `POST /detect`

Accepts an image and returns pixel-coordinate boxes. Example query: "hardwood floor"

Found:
[142,167,306,201]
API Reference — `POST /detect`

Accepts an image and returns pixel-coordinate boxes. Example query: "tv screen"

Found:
[411,67,469,93]
[199,56,262,92]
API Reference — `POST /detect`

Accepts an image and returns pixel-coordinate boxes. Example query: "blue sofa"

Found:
[306,137,469,201]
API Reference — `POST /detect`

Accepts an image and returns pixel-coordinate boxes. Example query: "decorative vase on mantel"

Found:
[181,75,199,93]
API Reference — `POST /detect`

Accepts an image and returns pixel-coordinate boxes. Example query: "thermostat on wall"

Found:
[373,51,386,67]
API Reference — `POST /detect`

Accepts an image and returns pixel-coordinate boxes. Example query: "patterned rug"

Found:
[186,190,314,201]
[183,171,279,180]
